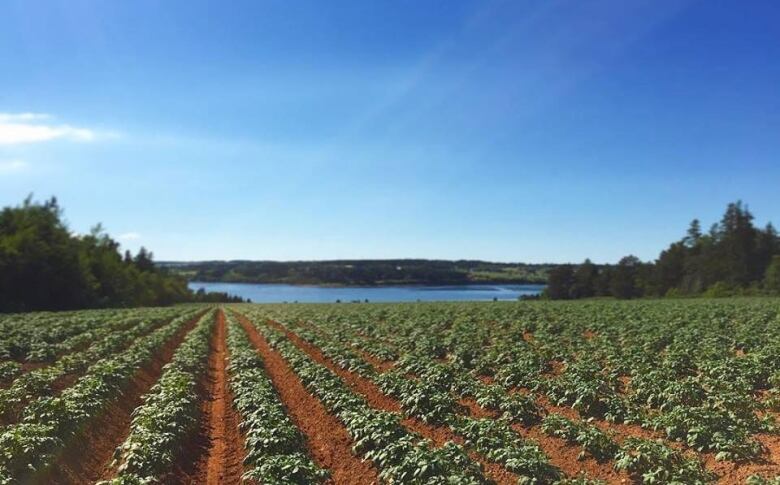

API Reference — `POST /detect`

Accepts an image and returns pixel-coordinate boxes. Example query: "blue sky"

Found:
[1,0,778,263]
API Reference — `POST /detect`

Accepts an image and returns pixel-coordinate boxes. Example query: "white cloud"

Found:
[118,232,141,241]
[0,112,99,145]
[0,113,51,122]
[0,159,28,173]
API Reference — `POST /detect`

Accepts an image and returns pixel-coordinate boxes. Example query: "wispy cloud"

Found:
[0,112,104,145]
[118,232,141,241]
[0,113,52,122]
[0,159,28,173]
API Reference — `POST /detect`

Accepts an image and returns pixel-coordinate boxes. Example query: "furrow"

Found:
[235,313,380,485]
[265,319,520,485]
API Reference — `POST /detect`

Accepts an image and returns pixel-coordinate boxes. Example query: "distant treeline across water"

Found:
[163,259,553,286]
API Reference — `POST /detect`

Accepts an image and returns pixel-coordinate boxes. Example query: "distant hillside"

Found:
[157,259,554,286]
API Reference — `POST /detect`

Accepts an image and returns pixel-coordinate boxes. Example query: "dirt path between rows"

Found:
[345,329,628,482]
[508,385,780,483]
[456,396,630,483]
[266,319,519,485]
[0,362,47,390]
[0,319,168,427]
[172,309,246,484]
[348,324,780,483]
[299,319,635,482]
[235,312,379,485]
[39,310,209,485]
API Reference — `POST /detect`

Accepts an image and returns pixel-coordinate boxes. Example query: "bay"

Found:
[189,281,544,303]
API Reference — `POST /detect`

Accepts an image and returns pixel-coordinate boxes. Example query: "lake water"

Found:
[190,281,545,303]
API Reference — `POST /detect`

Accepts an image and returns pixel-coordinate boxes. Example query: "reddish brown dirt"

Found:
[477,374,666,446]
[0,362,46,391]
[334,325,780,482]
[356,349,396,372]
[20,361,48,373]
[530,394,663,444]
[266,319,518,485]
[460,397,495,419]
[548,360,566,376]
[705,432,780,483]
[617,375,632,393]
[529,391,780,482]
[0,321,143,391]
[235,313,380,485]
[0,373,81,426]
[517,423,630,484]
[460,393,630,483]
[171,309,245,485]
[48,373,80,395]
[330,332,633,483]
[2,318,175,425]
[293,324,630,483]
[35,310,208,485]
[295,319,397,373]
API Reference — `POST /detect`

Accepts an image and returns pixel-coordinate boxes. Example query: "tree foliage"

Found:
[546,201,780,299]
[0,196,238,312]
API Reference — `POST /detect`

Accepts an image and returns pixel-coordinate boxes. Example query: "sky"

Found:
[1,0,779,264]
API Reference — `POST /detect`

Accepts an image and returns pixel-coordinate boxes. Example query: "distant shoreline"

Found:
[189,280,547,289]
[160,259,553,288]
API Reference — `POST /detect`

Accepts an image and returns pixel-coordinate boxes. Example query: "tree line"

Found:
[169,259,551,286]
[0,196,243,313]
[545,201,780,299]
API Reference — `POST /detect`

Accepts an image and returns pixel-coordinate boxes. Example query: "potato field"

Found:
[1,299,779,484]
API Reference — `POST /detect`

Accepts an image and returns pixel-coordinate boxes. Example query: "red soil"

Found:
[530,394,662,443]
[325,331,632,483]
[20,361,48,373]
[528,390,780,482]
[548,360,566,376]
[0,373,80,427]
[266,319,519,485]
[705,432,780,483]
[356,348,396,372]
[38,310,208,485]
[461,396,629,483]
[321,323,780,482]
[2,317,173,425]
[0,362,46,392]
[1,338,97,390]
[235,313,380,485]
[171,309,246,484]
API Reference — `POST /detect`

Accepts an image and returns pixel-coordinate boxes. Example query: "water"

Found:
[190,281,545,303]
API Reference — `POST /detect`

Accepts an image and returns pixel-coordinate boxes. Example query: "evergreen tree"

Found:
[610,255,641,299]
[546,201,779,299]
[545,265,575,299]
[133,247,155,272]
[571,259,598,298]
[765,256,780,294]
[684,219,702,247]
[653,242,687,296]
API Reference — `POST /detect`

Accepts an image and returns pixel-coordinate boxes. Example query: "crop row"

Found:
[0,308,201,483]
[0,311,174,424]
[0,307,181,365]
[242,312,490,484]
[269,316,562,483]
[258,306,723,483]
[104,308,216,483]
[223,311,326,483]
